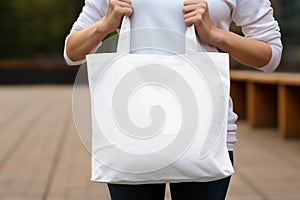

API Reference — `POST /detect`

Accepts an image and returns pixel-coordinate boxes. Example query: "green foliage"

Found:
[0,0,84,59]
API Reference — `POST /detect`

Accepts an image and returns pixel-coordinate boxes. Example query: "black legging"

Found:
[108,151,234,200]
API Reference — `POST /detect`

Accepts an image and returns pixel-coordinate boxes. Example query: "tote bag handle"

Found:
[117,16,204,54]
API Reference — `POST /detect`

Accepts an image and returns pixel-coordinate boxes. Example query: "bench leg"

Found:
[247,82,278,127]
[278,85,300,138]
[230,81,247,119]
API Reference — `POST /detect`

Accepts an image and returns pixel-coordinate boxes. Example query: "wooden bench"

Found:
[230,70,300,138]
[0,59,79,84]
[0,59,71,70]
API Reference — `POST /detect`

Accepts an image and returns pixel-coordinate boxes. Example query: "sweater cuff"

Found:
[256,45,282,73]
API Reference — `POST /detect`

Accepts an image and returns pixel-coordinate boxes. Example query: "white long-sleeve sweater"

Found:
[64,0,282,151]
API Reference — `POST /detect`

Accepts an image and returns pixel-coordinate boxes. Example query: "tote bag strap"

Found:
[117,16,205,54]
[185,25,207,53]
[117,16,131,53]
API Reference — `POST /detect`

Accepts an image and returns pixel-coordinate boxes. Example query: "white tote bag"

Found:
[86,16,234,184]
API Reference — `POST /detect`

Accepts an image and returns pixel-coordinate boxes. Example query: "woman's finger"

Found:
[110,0,132,9]
[119,0,132,3]
[184,15,200,26]
[184,0,206,6]
[116,1,133,9]
[183,10,198,20]
[182,4,199,13]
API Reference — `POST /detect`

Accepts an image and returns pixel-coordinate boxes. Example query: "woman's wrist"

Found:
[95,18,113,37]
[205,27,226,48]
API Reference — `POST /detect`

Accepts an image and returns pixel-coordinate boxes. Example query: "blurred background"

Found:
[0,0,83,84]
[0,0,299,84]
[0,0,299,200]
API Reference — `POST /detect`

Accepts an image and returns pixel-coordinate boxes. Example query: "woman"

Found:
[64,0,282,199]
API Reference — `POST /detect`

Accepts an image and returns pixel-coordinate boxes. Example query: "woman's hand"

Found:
[182,0,216,44]
[101,0,133,33]
[65,0,133,63]
[182,0,273,68]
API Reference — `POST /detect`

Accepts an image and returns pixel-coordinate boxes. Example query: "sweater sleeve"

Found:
[63,0,107,65]
[231,0,283,72]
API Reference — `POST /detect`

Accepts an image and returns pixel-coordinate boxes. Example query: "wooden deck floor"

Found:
[0,85,299,200]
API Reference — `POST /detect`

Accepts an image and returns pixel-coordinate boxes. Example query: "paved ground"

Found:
[0,85,299,200]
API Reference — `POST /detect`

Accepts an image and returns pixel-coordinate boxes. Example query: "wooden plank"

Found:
[230,70,300,86]
[0,86,41,129]
[0,86,71,199]
[230,70,278,84]
[230,70,250,81]
[0,59,74,70]
[45,112,110,200]
[45,84,110,200]
[0,86,55,165]
[277,74,300,86]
